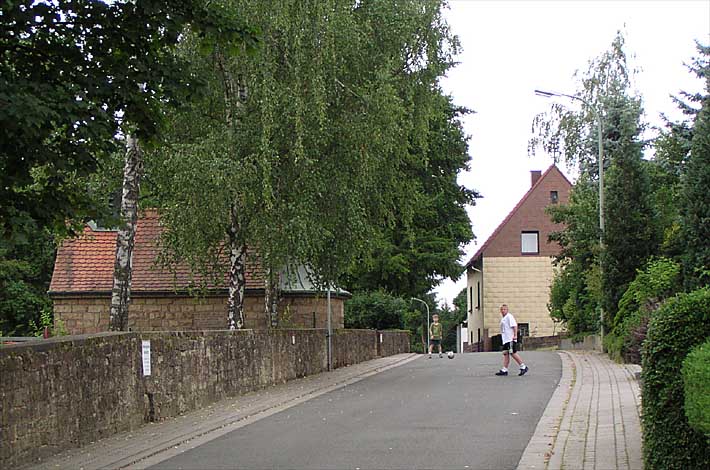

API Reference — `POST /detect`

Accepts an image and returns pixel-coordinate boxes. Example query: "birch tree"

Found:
[149,0,462,328]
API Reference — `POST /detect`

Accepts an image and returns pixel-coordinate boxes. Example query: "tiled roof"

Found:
[465,164,573,267]
[49,210,264,294]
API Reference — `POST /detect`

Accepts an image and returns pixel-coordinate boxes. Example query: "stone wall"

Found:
[53,294,346,335]
[482,256,558,338]
[0,328,409,468]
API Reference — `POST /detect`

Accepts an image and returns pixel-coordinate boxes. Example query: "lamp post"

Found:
[411,297,430,352]
[534,89,605,351]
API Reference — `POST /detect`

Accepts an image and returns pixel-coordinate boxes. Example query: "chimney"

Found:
[531,170,542,187]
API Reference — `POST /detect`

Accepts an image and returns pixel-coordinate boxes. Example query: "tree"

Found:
[531,32,660,331]
[344,94,477,299]
[0,0,256,246]
[149,0,463,328]
[679,44,710,289]
[600,93,659,320]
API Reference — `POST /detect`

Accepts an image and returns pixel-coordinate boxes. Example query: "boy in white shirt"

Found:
[495,304,529,376]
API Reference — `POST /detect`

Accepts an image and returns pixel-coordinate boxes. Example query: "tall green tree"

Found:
[344,94,476,299]
[600,94,659,320]
[531,32,659,332]
[679,44,710,289]
[149,0,463,328]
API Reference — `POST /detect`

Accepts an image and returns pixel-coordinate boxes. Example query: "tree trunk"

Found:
[109,135,143,331]
[227,205,246,330]
[265,266,280,327]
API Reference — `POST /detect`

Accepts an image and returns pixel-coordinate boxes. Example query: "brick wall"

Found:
[0,329,409,468]
[53,294,346,335]
[484,167,571,258]
[482,256,558,338]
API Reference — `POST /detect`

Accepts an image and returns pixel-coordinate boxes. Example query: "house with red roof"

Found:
[465,165,572,350]
[49,210,349,334]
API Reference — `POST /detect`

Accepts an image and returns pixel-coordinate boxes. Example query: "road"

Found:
[149,351,561,470]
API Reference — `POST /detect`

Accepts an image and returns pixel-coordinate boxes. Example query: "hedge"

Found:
[641,287,710,469]
[682,340,710,436]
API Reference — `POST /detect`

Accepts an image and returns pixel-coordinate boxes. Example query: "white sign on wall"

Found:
[141,340,151,376]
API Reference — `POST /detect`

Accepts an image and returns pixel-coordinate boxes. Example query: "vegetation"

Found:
[682,340,710,436]
[604,258,680,363]
[641,288,710,469]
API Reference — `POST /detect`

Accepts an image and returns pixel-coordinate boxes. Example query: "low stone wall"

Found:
[376,330,411,357]
[521,334,564,350]
[0,328,409,468]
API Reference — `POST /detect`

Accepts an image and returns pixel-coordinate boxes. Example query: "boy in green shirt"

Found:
[429,314,443,358]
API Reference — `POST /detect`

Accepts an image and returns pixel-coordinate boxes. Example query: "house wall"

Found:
[466,267,484,346]
[481,256,559,338]
[53,295,345,335]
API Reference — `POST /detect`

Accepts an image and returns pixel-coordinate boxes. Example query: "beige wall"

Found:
[481,256,560,338]
[53,294,346,335]
[466,267,484,345]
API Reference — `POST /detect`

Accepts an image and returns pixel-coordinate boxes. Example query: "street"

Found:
[149,351,562,470]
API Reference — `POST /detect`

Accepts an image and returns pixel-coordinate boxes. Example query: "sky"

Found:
[434,0,710,306]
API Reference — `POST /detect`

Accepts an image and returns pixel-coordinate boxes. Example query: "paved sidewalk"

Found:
[27,353,419,470]
[517,351,643,470]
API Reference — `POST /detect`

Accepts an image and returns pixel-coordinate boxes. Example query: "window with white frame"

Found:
[521,231,539,254]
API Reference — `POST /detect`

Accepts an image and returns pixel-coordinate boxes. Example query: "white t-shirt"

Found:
[500,313,517,344]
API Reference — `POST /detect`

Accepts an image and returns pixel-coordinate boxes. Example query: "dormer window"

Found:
[550,190,559,204]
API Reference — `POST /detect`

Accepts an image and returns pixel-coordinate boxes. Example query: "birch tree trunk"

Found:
[227,204,246,330]
[109,135,143,331]
[218,49,250,329]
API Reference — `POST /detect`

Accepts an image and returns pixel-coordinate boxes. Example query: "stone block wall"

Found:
[0,333,144,468]
[482,256,558,338]
[53,294,345,335]
[0,328,409,468]
[376,330,411,357]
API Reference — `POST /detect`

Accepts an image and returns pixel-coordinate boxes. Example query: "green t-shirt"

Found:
[430,322,442,340]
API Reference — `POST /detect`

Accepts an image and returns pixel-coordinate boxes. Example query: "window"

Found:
[521,231,539,254]
[550,190,559,204]
[469,286,473,313]
[476,281,481,309]
[519,323,530,337]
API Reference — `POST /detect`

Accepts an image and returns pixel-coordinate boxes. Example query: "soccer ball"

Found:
[447,351,455,359]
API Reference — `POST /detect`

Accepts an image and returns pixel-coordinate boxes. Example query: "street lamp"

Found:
[411,297,430,353]
[534,89,605,351]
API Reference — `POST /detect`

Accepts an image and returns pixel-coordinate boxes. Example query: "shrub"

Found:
[608,258,680,364]
[682,340,710,436]
[641,287,710,469]
[344,291,408,330]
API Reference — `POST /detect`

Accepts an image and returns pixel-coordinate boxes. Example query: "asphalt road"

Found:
[150,351,561,470]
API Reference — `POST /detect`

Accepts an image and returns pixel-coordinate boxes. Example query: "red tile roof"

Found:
[465,164,573,266]
[49,210,264,294]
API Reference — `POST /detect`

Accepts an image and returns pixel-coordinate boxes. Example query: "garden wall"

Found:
[0,328,409,468]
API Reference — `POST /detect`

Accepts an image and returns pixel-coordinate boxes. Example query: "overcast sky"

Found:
[434,0,710,307]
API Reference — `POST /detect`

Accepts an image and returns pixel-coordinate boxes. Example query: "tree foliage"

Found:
[149,0,467,324]
[0,0,256,245]
[679,44,710,289]
[344,94,477,299]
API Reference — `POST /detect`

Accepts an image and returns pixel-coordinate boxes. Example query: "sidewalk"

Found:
[27,353,419,470]
[517,351,643,470]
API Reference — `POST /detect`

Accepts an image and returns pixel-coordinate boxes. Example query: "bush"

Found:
[682,340,710,436]
[607,258,680,364]
[344,291,408,330]
[641,287,710,469]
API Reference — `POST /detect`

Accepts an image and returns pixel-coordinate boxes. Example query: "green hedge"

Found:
[682,340,710,436]
[642,287,710,469]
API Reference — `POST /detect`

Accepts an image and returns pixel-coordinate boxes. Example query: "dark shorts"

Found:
[502,341,520,353]
[430,339,441,346]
